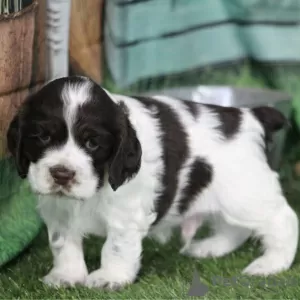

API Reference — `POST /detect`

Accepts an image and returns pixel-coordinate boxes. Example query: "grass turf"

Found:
[1,186,300,299]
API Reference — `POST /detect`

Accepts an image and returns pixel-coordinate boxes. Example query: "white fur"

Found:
[28,79,298,289]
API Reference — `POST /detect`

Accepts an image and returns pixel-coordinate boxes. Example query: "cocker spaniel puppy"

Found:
[7,76,298,290]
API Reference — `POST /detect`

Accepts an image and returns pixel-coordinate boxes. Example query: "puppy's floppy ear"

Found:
[108,103,142,191]
[6,114,29,178]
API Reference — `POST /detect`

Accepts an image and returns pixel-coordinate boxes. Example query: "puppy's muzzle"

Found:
[49,165,76,186]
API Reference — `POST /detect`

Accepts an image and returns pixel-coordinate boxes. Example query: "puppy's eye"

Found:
[85,138,100,151]
[39,134,51,144]
[29,126,51,145]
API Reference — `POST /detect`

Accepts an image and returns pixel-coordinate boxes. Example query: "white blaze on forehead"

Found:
[61,79,92,127]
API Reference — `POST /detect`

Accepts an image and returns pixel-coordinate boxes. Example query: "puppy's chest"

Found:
[38,190,155,237]
[72,198,107,236]
[38,195,105,236]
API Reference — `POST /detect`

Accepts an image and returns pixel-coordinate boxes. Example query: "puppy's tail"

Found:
[251,106,288,134]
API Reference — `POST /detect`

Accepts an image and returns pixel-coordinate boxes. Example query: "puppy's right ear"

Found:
[6,114,29,178]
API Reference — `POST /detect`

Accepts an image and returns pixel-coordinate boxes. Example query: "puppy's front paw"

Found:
[42,268,88,288]
[85,268,134,291]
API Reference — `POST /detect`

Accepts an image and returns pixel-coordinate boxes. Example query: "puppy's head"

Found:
[7,76,141,199]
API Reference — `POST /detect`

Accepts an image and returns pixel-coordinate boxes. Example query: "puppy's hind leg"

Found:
[243,200,298,276]
[180,213,205,254]
[183,215,251,258]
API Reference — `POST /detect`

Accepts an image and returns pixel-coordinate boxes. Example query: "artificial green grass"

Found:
[0,184,299,299]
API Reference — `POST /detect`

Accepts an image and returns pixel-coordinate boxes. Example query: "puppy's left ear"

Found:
[6,114,29,178]
[108,106,142,191]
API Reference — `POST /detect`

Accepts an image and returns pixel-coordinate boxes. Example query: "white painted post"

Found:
[45,0,71,80]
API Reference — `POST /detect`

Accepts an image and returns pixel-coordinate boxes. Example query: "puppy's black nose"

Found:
[49,165,75,186]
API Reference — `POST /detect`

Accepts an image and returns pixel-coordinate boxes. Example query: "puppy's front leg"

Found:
[85,227,143,291]
[42,228,88,287]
